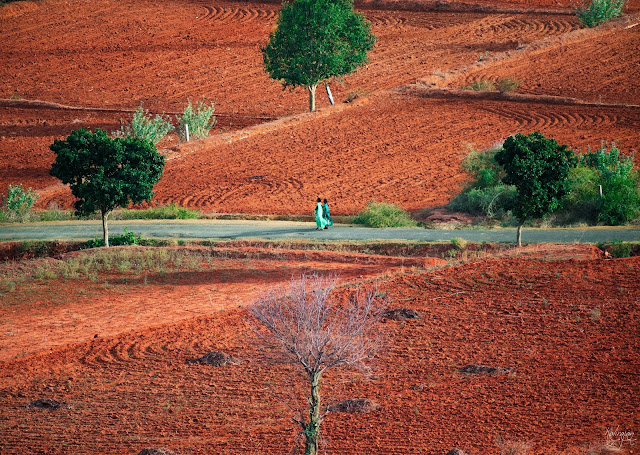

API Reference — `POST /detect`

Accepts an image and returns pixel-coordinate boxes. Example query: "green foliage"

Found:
[121,203,199,220]
[50,128,165,246]
[495,132,577,225]
[1,183,39,222]
[19,240,53,258]
[450,237,467,251]
[113,105,173,145]
[609,240,631,258]
[559,165,601,223]
[496,77,522,93]
[177,100,216,141]
[352,202,417,228]
[38,205,75,222]
[50,128,165,217]
[573,0,627,26]
[83,228,141,249]
[580,144,640,224]
[449,185,517,218]
[262,0,376,111]
[463,79,495,92]
[448,146,517,218]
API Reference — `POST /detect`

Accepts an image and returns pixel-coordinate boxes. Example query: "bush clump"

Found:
[573,0,627,27]
[496,77,522,93]
[463,79,495,92]
[177,100,216,141]
[448,146,516,218]
[121,203,199,220]
[84,228,142,249]
[113,105,173,145]
[1,184,39,222]
[352,202,417,228]
[561,144,640,225]
[609,240,632,258]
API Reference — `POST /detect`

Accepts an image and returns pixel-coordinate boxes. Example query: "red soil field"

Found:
[0,245,638,455]
[2,0,639,215]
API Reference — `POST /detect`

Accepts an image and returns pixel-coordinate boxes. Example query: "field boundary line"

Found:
[396,86,640,109]
[0,99,275,122]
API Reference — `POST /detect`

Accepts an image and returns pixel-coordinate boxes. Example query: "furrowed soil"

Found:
[1,2,639,454]
[1,0,639,214]
[0,244,638,455]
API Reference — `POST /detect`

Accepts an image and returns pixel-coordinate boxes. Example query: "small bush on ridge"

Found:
[177,100,216,141]
[113,105,173,145]
[463,79,495,92]
[496,77,522,93]
[352,202,417,228]
[573,0,627,27]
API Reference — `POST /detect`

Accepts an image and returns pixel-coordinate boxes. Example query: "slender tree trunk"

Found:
[516,222,523,248]
[102,210,110,247]
[304,371,322,455]
[308,84,317,112]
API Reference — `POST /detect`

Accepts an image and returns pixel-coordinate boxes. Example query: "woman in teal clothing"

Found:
[314,197,326,230]
[323,198,333,228]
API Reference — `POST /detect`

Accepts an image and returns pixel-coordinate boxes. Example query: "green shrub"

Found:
[560,166,600,223]
[463,79,495,92]
[1,184,39,222]
[83,228,142,248]
[496,77,522,93]
[581,144,640,224]
[121,203,199,220]
[450,237,467,250]
[113,105,173,145]
[609,240,631,258]
[39,208,75,222]
[19,240,53,258]
[177,100,216,141]
[449,184,517,218]
[448,146,516,218]
[573,0,627,26]
[352,202,417,228]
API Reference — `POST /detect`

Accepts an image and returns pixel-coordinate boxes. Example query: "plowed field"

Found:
[1,245,638,455]
[2,0,639,215]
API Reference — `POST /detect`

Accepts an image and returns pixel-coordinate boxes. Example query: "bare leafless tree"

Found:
[248,273,385,455]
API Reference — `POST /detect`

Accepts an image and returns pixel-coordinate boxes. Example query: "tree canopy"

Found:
[495,131,577,246]
[262,0,376,112]
[50,128,165,246]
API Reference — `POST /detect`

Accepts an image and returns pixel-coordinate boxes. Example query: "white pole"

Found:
[185,124,190,142]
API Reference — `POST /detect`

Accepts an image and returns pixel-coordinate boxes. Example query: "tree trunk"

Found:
[102,210,110,247]
[308,84,317,112]
[516,222,523,248]
[304,371,322,455]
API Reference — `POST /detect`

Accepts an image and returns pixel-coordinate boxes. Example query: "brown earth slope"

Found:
[0,247,637,455]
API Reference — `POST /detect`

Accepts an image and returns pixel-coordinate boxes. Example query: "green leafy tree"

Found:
[50,128,165,247]
[495,132,577,246]
[263,0,376,112]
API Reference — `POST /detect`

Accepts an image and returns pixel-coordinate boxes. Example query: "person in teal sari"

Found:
[323,198,333,229]
[314,197,326,230]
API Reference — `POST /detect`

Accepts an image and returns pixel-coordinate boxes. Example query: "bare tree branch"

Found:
[247,273,385,455]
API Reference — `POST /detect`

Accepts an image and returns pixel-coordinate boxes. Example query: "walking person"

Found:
[314,197,326,230]
[322,198,333,229]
